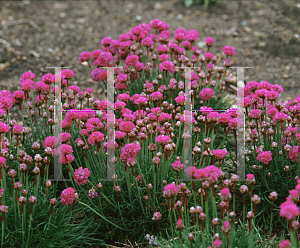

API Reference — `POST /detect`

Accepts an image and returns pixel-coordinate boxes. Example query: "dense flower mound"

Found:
[1,18,298,248]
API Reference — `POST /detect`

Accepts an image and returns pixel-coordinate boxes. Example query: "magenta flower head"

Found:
[212,239,222,248]
[246,174,256,185]
[156,135,171,146]
[185,166,198,179]
[223,46,236,56]
[220,188,232,201]
[171,160,184,172]
[212,149,227,160]
[257,151,272,165]
[61,187,76,206]
[0,205,8,214]
[61,69,75,80]
[221,221,231,234]
[176,218,184,231]
[88,131,104,146]
[159,61,175,73]
[0,121,10,134]
[199,88,215,101]
[152,212,162,221]
[206,37,215,47]
[0,97,13,111]
[74,167,90,186]
[280,197,300,221]
[163,183,178,198]
[279,240,291,248]
[79,51,92,63]
[13,124,23,135]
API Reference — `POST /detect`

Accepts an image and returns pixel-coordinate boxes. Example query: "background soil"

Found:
[1,0,300,103]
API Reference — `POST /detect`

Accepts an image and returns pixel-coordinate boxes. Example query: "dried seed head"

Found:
[50,198,57,205]
[199,212,206,221]
[8,169,17,178]
[34,154,43,162]
[97,183,103,190]
[21,189,28,196]
[29,196,37,204]
[251,194,261,205]
[18,196,27,205]
[32,142,40,150]
[19,163,27,172]
[269,191,278,201]
[188,233,194,241]
[32,166,40,175]
[0,205,8,214]
[239,185,248,194]
[246,211,254,219]
[212,218,219,226]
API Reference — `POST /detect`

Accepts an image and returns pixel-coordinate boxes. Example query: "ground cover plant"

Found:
[0,19,298,248]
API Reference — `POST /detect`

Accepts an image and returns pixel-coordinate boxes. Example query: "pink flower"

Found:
[117,93,130,102]
[223,46,236,56]
[0,122,10,133]
[206,37,215,46]
[194,168,209,180]
[21,79,35,92]
[280,197,299,220]
[150,92,163,102]
[159,61,175,73]
[101,37,113,47]
[212,239,222,248]
[120,143,141,163]
[119,121,135,133]
[257,81,272,90]
[61,69,75,80]
[175,95,185,105]
[43,136,55,148]
[288,146,298,162]
[163,183,178,197]
[74,167,90,186]
[61,187,75,206]
[152,212,162,221]
[279,240,291,248]
[125,55,139,66]
[13,124,23,135]
[212,149,227,160]
[257,151,272,164]
[171,160,184,171]
[273,112,289,123]
[199,88,215,101]
[249,109,260,119]
[204,52,214,60]
[0,97,13,111]
[141,37,154,47]
[91,68,108,82]
[79,51,92,63]
[185,166,198,179]
[88,132,104,146]
[20,71,35,82]
[266,90,279,101]
[217,113,231,125]
[156,135,171,145]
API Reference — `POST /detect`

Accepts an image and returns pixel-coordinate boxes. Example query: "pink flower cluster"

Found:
[74,167,90,186]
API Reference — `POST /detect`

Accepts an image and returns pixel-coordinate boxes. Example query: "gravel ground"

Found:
[1,0,300,103]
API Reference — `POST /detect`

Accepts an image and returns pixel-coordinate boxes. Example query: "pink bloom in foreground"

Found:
[163,183,178,197]
[257,151,272,164]
[61,187,75,206]
[212,149,227,160]
[280,197,299,221]
[279,240,291,248]
[88,132,104,146]
[212,239,222,248]
[199,88,215,101]
[223,46,236,56]
[74,167,90,186]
